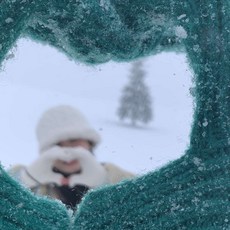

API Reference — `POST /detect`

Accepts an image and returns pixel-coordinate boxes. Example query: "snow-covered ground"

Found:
[0,39,194,175]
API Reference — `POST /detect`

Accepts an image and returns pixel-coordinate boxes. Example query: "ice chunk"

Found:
[5,18,14,23]
[175,26,187,39]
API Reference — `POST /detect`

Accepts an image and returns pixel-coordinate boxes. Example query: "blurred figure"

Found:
[10,105,134,210]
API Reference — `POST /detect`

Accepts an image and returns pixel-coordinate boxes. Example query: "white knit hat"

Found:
[36,105,101,153]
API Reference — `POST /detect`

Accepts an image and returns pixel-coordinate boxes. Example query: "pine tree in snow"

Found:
[117,60,153,126]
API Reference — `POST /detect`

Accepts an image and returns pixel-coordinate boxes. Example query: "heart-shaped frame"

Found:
[0,1,229,229]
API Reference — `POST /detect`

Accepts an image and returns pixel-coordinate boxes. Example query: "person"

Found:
[9,105,134,210]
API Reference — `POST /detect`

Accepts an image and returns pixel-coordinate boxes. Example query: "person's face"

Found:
[53,139,93,174]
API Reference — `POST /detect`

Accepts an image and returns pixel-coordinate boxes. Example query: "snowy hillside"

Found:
[0,39,193,175]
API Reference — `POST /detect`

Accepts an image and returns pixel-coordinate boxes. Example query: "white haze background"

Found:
[0,39,193,175]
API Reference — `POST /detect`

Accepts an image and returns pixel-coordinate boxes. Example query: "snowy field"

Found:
[0,39,193,175]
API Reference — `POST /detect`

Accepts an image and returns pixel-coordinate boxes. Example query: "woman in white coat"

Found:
[9,105,134,210]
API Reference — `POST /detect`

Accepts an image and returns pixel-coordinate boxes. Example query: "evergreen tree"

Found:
[117,60,153,126]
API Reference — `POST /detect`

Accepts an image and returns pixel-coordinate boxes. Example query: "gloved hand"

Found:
[67,147,108,188]
[24,146,108,188]
[25,146,64,186]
